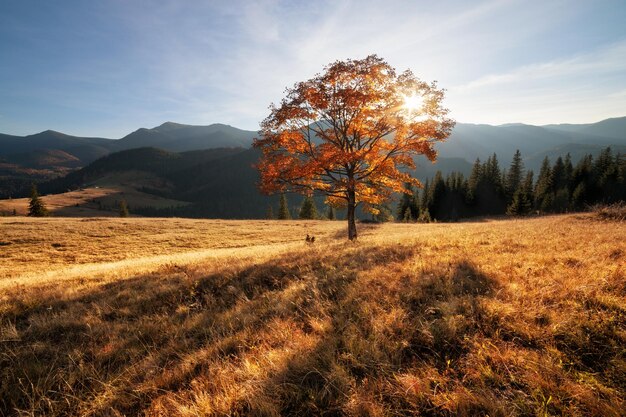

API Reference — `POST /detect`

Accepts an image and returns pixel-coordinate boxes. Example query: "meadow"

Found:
[0,185,187,218]
[0,214,624,416]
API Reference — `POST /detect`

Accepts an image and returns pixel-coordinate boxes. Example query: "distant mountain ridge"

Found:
[0,123,259,169]
[2,117,624,171]
[118,122,256,152]
[438,116,626,169]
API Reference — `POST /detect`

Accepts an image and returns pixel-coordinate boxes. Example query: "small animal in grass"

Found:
[305,234,316,244]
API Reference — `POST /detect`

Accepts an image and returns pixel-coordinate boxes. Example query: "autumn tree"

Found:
[254,55,454,239]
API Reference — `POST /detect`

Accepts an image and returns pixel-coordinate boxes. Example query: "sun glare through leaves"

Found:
[403,93,424,112]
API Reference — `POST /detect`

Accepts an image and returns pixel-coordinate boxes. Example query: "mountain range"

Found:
[0,117,624,217]
[2,117,625,171]
[0,122,257,169]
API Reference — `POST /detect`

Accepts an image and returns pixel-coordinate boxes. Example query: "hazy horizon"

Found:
[3,114,626,140]
[1,0,625,138]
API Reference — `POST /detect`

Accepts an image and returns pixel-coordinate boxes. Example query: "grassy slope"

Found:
[0,186,188,217]
[0,215,624,416]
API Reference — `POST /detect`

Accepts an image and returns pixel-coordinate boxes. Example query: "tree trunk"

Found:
[347,188,357,240]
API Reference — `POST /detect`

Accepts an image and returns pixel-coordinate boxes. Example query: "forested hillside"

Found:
[399,147,626,222]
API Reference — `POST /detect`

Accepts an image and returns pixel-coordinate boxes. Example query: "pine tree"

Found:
[594,147,614,178]
[553,188,570,213]
[571,182,587,210]
[507,188,529,216]
[552,156,566,191]
[505,150,524,203]
[119,200,129,217]
[326,205,335,220]
[594,147,620,203]
[27,184,47,217]
[278,194,291,220]
[428,171,446,220]
[484,153,503,193]
[397,183,419,221]
[299,195,318,219]
[522,170,534,198]
[402,207,412,222]
[507,168,534,216]
[617,153,626,202]
[441,171,469,221]
[468,158,482,203]
[534,157,553,211]
[420,179,430,211]
[563,153,573,189]
[417,207,432,223]
[397,183,414,220]
[470,154,506,215]
[410,191,420,220]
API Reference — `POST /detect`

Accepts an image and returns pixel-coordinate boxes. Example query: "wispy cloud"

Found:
[455,40,626,91]
[1,0,625,136]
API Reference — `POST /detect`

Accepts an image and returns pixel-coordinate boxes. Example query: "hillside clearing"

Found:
[0,186,188,217]
[0,214,624,416]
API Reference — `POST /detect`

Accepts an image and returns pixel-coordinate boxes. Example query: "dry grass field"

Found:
[0,214,624,416]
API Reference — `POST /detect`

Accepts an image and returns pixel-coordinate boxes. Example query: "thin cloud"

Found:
[455,40,626,91]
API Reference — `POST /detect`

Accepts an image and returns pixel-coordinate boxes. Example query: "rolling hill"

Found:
[31,146,476,218]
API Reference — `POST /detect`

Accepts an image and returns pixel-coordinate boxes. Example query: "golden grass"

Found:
[0,214,624,416]
[0,218,344,285]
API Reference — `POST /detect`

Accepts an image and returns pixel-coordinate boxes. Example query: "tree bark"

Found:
[347,188,357,240]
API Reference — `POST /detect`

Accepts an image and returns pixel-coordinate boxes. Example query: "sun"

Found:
[403,93,424,112]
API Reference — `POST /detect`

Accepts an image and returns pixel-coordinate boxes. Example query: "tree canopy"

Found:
[254,55,454,239]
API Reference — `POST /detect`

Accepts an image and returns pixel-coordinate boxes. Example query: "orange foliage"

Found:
[254,55,454,239]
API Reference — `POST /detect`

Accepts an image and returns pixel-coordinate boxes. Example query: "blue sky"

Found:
[1,0,625,137]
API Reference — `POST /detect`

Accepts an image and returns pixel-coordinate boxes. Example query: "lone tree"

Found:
[254,55,454,239]
[119,200,129,217]
[299,195,318,219]
[28,184,47,217]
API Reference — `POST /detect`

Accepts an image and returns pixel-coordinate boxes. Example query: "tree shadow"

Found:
[255,259,499,415]
[0,243,420,416]
[331,221,386,239]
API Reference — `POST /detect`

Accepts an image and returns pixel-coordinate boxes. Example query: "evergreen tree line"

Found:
[270,194,337,220]
[397,147,626,222]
